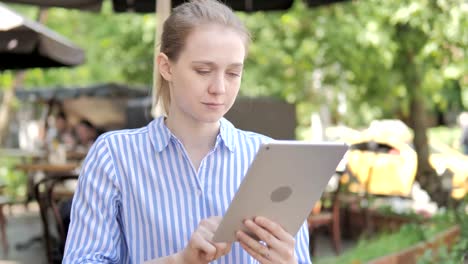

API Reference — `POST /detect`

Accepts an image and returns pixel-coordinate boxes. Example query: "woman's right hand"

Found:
[176,216,232,264]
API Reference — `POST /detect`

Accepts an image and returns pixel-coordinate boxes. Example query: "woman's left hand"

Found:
[236,216,297,264]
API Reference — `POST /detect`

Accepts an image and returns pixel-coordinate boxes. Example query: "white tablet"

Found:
[212,141,348,243]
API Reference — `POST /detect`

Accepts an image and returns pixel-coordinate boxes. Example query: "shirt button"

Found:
[197,190,202,196]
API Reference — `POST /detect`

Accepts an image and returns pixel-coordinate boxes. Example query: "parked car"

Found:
[329,120,468,199]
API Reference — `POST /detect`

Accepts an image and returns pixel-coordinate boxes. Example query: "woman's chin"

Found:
[196,111,226,124]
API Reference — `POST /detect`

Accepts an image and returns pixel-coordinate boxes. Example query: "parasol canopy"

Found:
[0,3,85,70]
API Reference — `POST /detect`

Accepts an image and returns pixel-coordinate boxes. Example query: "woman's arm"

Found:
[64,137,231,263]
[62,137,122,263]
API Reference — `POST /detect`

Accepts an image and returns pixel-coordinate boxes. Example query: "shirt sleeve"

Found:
[63,136,122,264]
[295,221,313,264]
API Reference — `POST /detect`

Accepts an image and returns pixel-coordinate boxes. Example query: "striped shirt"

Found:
[63,116,312,264]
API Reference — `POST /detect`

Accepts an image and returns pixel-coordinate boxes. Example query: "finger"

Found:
[244,219,282,250]
[239,240,271,263]
[199,219,230,260]
[252,217,296,258]
[213,242,232,259]
[198,224,214,241]
[200,217,222,233]
[191,232,217,261]
[236,230,270,259]
[209,215,223,223]
[254,217,295,244]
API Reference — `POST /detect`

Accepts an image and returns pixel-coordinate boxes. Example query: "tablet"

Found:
[212,141,348,243]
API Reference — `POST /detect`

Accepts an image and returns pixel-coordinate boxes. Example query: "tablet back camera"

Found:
[270,186,292,202]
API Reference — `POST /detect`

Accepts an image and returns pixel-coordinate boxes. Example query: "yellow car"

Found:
[344,137,418,197]
[332,121,468,199]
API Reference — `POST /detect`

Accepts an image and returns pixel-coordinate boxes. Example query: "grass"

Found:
[314,218,454,264]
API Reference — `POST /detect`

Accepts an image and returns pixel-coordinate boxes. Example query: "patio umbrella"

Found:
[0,0,300,12]
[0,0,102,11]
[113,0,294,13]
[112,0,350,12]
[306,0,348,7]
[0,3,85,70]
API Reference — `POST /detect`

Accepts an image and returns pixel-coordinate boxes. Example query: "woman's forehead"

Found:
[179,24,246,64]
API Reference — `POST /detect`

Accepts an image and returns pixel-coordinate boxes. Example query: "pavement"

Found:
[0,203,46,264]
[312,232,356,260]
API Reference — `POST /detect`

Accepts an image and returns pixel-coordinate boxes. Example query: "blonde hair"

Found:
[155,0,251,115]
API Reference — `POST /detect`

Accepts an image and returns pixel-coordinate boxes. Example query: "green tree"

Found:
[1,1,467,205]
[241,0,467,205]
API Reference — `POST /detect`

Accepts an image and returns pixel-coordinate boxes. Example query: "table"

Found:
[14,162,80,264]
[15,163,80,173]
[0,148,46,159]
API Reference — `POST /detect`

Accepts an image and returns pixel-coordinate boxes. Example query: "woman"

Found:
[63,0,311,263]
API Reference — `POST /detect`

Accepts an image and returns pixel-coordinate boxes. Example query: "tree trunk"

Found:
[409,92,449,207]
[395,24,450,207]
[0,71,25,146]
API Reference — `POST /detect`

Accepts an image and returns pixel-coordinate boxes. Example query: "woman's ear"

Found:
[157,52,172,82]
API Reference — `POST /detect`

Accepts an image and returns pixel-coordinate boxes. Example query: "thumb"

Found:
[214,242,232,258]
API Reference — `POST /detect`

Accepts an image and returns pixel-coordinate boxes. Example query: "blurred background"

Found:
[0,0,467,263]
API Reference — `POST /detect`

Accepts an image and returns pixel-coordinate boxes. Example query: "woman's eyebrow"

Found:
[191,61,243,67]
[229,63,244,68]
[191,61,215,66]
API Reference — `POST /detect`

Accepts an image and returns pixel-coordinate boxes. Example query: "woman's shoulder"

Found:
[94,122,153,145]
[221,118,273,143]
[235,129,272,142]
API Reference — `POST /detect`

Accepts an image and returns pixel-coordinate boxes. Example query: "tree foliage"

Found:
[1,0,467,203]
[2,1,466,121]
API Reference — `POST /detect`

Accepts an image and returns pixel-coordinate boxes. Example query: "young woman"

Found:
[63,0,311,263]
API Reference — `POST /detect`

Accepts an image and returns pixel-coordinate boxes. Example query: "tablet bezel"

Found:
[212,141,348,243]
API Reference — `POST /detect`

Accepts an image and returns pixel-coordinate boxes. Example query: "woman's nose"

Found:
[208,74,226,94]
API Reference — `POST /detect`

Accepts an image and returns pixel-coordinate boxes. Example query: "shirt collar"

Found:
[149,116,236,153]
[219,117,236,152]
[149,116,171,153]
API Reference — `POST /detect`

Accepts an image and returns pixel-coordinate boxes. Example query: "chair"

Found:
[35,174,78,264]
[307,173,343,256]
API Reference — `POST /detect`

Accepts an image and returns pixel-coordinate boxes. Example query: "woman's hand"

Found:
[177,216,232,264]
[236,216,297,264]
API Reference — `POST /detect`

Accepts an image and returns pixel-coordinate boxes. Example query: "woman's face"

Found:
[160,24,246,124]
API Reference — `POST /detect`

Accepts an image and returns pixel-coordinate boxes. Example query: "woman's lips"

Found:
[202,102,224,109]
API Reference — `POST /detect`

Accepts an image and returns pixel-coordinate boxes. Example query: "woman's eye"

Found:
[196,70,210,75]
[227,72,241,77]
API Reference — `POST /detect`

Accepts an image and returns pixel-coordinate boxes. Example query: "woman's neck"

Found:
[165,114,220,153]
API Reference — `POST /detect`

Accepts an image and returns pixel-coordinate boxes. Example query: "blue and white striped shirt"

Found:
[63,116,312,264]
